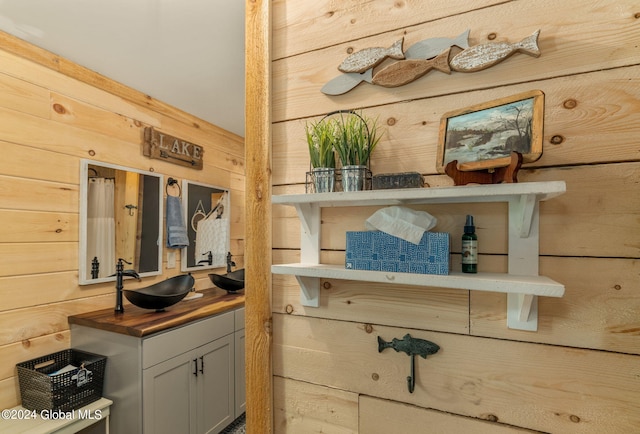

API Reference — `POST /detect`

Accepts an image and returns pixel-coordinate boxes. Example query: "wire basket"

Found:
[16,349,106,412]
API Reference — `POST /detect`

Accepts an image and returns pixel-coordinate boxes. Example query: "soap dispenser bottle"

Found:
[461,215,477,273]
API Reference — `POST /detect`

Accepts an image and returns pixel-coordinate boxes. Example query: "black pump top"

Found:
[464,215,475,234]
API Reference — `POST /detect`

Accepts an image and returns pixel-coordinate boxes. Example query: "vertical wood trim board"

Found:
[245,0,274,432]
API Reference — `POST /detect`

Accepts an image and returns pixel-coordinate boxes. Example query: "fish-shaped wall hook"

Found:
[371,47,451,88]
[378,334,440,358]
[378,334,440,393]
[450,29,541,72]
[338,38,405,73]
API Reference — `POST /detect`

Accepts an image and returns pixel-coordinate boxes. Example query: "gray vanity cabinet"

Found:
[70,307,243,434]
[142,334,234,434]
[234,307,246,416]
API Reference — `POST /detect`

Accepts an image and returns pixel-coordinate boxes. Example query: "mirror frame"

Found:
[79,159,164,285]
[180,179,231,272]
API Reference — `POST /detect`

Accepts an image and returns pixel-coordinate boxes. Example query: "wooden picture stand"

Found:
[445,151,523,185]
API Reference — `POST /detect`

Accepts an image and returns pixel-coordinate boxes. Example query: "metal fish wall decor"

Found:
[378,334,440,359]
[321,69,373,96]
[378,334,440,393]
[321,29,541,95]
[403,29,470,59]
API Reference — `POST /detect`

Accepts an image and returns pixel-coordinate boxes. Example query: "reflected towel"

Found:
[166,196,189,248]
[195,217,229,266]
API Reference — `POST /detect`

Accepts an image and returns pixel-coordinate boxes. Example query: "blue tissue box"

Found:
[345,231,449,275]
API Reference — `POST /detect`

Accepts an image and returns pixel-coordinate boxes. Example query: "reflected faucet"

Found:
[91,257,100,279]
[197,251,213,266]
[115,258,141,314]
[226,252,236,273]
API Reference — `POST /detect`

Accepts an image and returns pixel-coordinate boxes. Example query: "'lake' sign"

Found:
[143,127,204,170]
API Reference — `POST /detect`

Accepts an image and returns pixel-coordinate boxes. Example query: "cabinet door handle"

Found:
[193,358,198,377]
[199,356,204,374]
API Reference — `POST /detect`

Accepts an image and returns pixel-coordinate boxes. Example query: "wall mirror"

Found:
[181,180,230,272]
[79,159,163,285]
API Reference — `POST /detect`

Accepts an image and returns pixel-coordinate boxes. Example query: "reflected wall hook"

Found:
[378,333,440,393]
[125,204,138,216]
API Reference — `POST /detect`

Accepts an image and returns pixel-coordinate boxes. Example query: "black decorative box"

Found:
[372,172,424,189]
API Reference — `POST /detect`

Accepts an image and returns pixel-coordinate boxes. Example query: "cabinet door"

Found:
[235,329,246,416]
[143,351,197,434]
[197,334,235,434]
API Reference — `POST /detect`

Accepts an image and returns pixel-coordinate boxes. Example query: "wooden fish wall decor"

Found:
[450,30,540,72]
[371,48,451,88]
[338,38,405,73]
[321,29,541,96]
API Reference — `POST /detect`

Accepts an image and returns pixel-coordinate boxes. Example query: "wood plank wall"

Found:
[270,1,640,433]
[0,32,245,409]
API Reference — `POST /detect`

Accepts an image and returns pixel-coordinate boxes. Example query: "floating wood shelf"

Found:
[272,181,566,331]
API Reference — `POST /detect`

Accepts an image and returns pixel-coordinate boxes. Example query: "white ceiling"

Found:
[0,0,246,137]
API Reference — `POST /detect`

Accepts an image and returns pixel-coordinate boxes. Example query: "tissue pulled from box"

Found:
[365,206,437,244]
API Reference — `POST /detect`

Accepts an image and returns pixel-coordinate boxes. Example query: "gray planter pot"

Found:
[341,165,367,192]
[311,167,335,193]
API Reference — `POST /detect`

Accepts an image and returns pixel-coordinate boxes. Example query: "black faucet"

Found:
[226,251,236,273]
[115,258,140,314]
[197,251,213,266]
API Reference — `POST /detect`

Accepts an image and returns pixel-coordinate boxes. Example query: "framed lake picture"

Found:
[437,90,544,172]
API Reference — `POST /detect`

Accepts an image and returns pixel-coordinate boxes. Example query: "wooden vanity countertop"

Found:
[68,288,245,338]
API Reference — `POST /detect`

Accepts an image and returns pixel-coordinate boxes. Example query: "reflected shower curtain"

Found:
[86,178,115,278]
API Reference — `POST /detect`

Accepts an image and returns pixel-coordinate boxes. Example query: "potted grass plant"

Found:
[334,110,384,191]
[305,117,338,193]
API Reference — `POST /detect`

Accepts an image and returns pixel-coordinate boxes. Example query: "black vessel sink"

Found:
[124,274,195,311]
[209,269,245,292]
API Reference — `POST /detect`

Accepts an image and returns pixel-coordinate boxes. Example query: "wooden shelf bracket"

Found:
[507,293,538,330]
[295,202,321,307]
